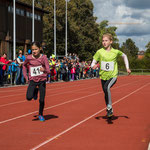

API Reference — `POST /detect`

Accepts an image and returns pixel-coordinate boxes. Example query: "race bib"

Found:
[101,61,114,71]
[30,66,43,77]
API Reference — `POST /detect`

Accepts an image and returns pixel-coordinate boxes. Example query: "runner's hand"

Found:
[40,67,45,72]
[93,64,99,70]
[127,69,131,75]
[26,79,29,84]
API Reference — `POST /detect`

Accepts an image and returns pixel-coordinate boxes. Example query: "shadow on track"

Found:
[95,115,129,124]
[32,114,59,121]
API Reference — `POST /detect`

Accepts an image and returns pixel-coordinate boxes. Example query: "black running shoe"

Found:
[107,108,113,118]
[33,88,38,100]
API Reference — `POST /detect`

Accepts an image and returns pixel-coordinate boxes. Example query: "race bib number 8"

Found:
[101,61,114,71]
[30,66,43,77]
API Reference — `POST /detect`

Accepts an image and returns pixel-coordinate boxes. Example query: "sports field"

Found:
[0,75,150,150]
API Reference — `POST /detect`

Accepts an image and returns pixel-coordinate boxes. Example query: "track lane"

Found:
[0,76,149,150]
[0,77,143,123]
[32,82,150,150]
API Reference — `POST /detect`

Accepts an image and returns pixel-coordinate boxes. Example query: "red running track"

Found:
[0,75,150,150]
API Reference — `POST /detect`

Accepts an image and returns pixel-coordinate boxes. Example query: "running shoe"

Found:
[33,88,38,100]
[107,108,113,118]
[38,115,45,122]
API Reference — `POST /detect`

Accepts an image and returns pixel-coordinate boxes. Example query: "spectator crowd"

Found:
[0,51,100,87]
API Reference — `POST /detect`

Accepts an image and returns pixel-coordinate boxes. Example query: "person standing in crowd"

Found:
[68,53,72,60]
[49,54,57,82]
[84,62,90,78]
[0,53,12,86]
[59,59,63,80]
[23,42,50,121]
[80,61,85,79]
[75,60,80,80]
[16,52,25,85]
[11,59,19,85]
[61,60,67,81]
[67,60,72,81]
[71,63,76,81]
[18,50,26,61]
[55,59,60,81]
[91,33,131,118]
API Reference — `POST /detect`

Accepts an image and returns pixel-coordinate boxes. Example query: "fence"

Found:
[0,63,99,87]
[118,69,150,76]
[1,64,150,87]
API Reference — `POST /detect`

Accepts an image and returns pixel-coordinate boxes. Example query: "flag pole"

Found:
[54,0,56,57]
[65,0,68,57]
[32,0,35,42]
[13,0,16,60]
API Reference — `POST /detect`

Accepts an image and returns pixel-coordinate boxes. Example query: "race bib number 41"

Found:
[30,66,43,77]
[101,61,114,71]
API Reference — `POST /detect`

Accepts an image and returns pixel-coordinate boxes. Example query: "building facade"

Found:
[138,51,145,59]
[0,0,48,59]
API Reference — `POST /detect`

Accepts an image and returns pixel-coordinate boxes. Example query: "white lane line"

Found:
[0,77,144,98]
[0,81,143,124]
[0,81,95,95]
[0,100,26,108]
[0,79,139,108]
[31,108,107,150]
[0,93,24,98]
[31,82,150,150]
[0,85,99,108]
[0,92,100,125]
[0,83,90,98]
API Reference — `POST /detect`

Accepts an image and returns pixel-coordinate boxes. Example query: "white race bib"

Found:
[101,61,114,71]
[30,66,43,77]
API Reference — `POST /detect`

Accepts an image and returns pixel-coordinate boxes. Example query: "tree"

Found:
[145,41,150,59]
[121,38,139,58]
[68,0,100,60]
[119,38,139,69]
[20,0,66,56]
[98,20,119,49]
[20,0,100,60]
[142,41,150,69]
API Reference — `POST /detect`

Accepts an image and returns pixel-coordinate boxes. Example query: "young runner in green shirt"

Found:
[91,33,131,118]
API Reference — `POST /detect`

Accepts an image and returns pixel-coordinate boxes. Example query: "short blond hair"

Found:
[102,33,113,41]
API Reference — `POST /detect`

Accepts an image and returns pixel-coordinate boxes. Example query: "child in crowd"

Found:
[0,53,12,86]
[71,63,76,81]
[11,59,19,85]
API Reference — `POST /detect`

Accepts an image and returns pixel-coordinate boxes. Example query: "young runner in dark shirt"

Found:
[23,42,50,121]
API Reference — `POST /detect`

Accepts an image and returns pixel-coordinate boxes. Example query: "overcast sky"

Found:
[91,0,150,50]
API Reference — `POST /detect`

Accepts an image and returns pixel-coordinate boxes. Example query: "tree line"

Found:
[20,0,150,69]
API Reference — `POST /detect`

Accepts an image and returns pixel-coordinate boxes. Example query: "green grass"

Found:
[119,69,150,75]
[130,72,150,75]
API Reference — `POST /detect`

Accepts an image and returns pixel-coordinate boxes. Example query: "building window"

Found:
[38,15,41,21]
[8,6,24,16]
[8,6,13,13]
[8,6,11,12]
[35,14,38,20]
[26,11,30,18]
[30,13,33,18]
[20,10,24,16]
[26,12,41,21]
[16,8,20,15]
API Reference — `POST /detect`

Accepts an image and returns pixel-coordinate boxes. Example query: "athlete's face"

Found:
[32,45,40,57]
[102,36,112,49]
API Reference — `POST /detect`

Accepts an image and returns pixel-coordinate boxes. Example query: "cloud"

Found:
[118,35,150,50]
[91,0,150,50]
[125,0,150,9]
[117,24,150,36]
[114,6,150,36]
